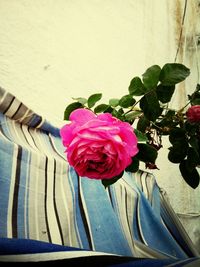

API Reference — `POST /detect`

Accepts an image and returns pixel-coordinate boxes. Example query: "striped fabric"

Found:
[0,86,199,265]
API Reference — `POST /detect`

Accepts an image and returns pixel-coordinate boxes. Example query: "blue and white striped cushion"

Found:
[0,86,199,264]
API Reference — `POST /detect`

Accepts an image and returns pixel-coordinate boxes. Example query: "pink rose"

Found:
[60,108,138,179]
[186,105,200,123]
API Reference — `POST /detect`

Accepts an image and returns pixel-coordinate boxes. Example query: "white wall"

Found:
[0,0,199,251]
[0,0,177,126]
[152,0,200,252]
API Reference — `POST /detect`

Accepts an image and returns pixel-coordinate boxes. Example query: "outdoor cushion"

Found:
[0,87,199,265]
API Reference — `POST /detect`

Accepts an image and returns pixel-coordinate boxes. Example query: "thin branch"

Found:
[174,0,188,62]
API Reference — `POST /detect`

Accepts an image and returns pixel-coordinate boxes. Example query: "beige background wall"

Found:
[0,0,199,251]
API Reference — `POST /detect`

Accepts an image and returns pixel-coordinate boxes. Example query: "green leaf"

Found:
[142,65,161,89]
[189,136,200,153]
[137,143,158,163]
[125,157,139,172]
[139,91,162,121]
[101,171,124,188]
[125,110,143,122]
[186,147,200,171]
[190,89,200,105]
[134,129,148,142]
[109,98,119,107]
[119,95,136,108]
[156,84,175,103]
[87,93,102,108]
[158,109,176,129]
[168,141,188,163]
[159,63,190,86]
[184,121,199,136]
[128,77,146,96]
[103,106,113,114]
[111,108,125,121]
[169,127,186,144]
[179,160,200,189]
[72,97,87,105]
[118,108,124,116]
[94,104,109,113]
[64,102,83,120]
[137,115,150,133]
[191,98,200,105]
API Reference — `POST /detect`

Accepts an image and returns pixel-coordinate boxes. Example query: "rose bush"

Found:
[62,63,200,188]
[60,108,138,182]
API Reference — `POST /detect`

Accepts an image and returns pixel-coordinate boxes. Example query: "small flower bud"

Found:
[186,105,200,123]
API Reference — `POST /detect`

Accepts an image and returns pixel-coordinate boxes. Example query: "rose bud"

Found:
[186,105,200,123]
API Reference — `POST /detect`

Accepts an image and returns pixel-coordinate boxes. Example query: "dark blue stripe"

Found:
[17,144,30,238]
[12,146,22,237]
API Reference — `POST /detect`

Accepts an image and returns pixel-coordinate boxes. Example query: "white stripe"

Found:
[113,182,136,255]
[134,171,143,189]
[27,153,41,241]
[7,144,18,237]
[21,125,38,150]
[0,250,122,262]
[33,128,57,158]
[68,169,83,248]
[5,98,20,117]
[46,158,62,244]
[123,173,149,246]
[24,152,31,239]
[146,176,155,204]
[141,173,148,199]
[10,120,30,149]
[49,134,66,160]
[60,161,72,245]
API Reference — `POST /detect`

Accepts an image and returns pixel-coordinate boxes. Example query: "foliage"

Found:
[64,63,200,189]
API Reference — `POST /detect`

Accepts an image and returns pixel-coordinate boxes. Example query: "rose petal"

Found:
[69,108,96,125]
[97,112,116,123]
[60,122,76,146]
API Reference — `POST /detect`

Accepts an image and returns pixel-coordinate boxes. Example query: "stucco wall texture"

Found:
[0,0,199,251]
